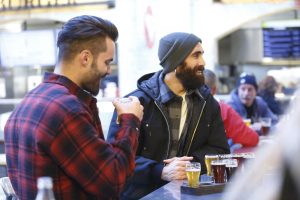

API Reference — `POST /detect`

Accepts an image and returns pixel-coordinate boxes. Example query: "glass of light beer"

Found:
[243,118,251,127]
[205,155,219,176]
[185,162,201,188]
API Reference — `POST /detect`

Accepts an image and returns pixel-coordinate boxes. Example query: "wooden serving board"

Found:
[180,181,226,195]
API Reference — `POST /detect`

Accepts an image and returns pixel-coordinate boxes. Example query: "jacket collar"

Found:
[137,70,209,103]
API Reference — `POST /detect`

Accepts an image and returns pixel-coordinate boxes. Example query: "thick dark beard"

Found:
[83,61,106,96]
[175,62,204,90]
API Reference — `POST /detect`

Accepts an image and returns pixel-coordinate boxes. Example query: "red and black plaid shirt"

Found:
[4,72,140,200]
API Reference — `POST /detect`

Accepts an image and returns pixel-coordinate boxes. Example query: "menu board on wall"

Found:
[0,30,56,67]
[263,27,300,59]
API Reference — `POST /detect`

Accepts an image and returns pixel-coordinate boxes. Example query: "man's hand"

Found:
[113,96,144,121]
[161,156,193,182]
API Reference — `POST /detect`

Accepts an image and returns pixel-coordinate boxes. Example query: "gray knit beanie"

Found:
[158,32,201,74]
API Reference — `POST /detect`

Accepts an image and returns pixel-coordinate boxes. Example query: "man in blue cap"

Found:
[108,32,230,199]
[227,73,278,129]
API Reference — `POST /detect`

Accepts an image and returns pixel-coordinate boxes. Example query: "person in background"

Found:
[223,89,300,200]
[258,75,284,116]
[204,69,259,152]
[108,32,230,199]
[227,73,278,128]
[4,15,144,200]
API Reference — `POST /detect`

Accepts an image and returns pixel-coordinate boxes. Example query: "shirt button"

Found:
[136,127,139,131]
[146,124,149,127]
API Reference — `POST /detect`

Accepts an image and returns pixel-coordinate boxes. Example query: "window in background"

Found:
[0,30,56,67]
[0,78,5,98]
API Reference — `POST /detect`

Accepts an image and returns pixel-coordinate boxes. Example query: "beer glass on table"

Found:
[260,117,271,136]
[205,155,219,176]
[211,160,226,184]
[223,159,238,181]
[185,162,201,188]
[243,118,251,127]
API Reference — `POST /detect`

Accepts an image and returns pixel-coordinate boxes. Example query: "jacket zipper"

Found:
[154,101,171,159]
[186,100,206,155]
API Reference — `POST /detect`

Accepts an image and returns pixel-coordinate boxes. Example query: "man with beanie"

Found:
[227,72,278,130]
[108,32,230,199]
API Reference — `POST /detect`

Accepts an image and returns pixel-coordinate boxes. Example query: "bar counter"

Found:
[141,175,224,200]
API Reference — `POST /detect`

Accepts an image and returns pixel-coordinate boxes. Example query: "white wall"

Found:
[115,0,295,96]
[0,0,295,96]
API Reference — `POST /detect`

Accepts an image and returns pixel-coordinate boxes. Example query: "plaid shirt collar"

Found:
[158,72,201,104]
[43,72,97,106]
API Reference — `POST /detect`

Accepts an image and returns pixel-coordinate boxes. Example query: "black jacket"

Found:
[107,70,230,199]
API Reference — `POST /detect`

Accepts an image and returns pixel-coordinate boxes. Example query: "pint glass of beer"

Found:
[185,162,201,187]
[205,155,219,176]
[260,117,271,136]
[243,118,251,127]
[223,159,238,181]
[211,160,226,183]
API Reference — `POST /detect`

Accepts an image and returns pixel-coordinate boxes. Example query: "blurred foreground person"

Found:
[4,15,143,200]
[204,69,259,151]
[223,90,300,200]
[108,32,229,199]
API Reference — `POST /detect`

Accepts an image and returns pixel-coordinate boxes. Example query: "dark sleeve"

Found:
[191,97,230,173]
[107,95,166,186]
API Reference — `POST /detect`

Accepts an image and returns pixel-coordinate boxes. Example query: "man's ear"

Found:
[212,86,217,95]
[80,50,92,67]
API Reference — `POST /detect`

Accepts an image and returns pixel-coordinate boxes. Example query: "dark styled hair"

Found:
[258,75,278,94]
[57,15,118,62]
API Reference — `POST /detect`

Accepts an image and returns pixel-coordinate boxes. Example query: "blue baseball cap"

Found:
[237,73,258,90]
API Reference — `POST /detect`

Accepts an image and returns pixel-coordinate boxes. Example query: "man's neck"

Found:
[164,72,186,96]
[54,62,81,87]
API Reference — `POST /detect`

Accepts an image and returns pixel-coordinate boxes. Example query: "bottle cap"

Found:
[37,177,53,189]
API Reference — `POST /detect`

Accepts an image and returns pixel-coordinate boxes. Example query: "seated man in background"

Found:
[108,32,230,199]
[227,73,278,132]
[223,89,300,200]
[204,69,259,151]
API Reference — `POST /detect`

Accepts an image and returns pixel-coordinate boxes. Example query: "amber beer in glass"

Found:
[261,125,270,136]
[260,117,271,136]
[224,159,238,181]
[211,160,226,183]
[205,155,219,176]
[185,162,201,187]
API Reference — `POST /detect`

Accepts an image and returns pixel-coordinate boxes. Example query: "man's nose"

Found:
[198,56,205,67]
[245,89,251,95]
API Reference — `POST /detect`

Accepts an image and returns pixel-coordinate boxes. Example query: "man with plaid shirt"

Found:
[4,15,143,200]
